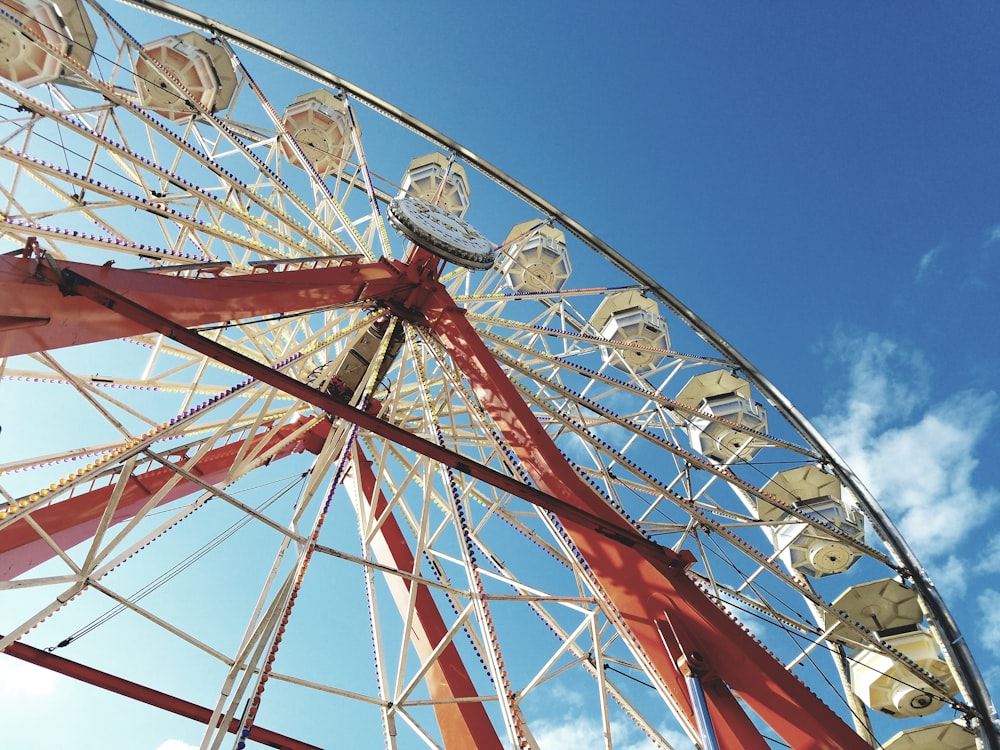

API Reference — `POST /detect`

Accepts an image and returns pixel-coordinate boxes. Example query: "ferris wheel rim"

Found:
[110,0,996,731]
[0,1,994,747]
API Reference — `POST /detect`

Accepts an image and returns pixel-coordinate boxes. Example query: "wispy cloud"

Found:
[543,681,586,709]
[0,658,58,696]
[817,332,999,561]
[821,332,929,429]
[533,716,611,748]
[916,242,945,282]
[532,714,693,750]
[530,686,694,749]
[931,555,969,600]
[976,589,1000,658]
[156,741,198,750]
[908,223,1000,290]
[974,535,1000,575]
[986,225,1000,246]
[958,225,1000,290]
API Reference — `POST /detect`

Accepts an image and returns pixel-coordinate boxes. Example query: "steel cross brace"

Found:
[24,260,658,556]
[419,279,874,750]
[29,258,871,750]
[0,421,320,579]
[3,639,322,750]
[343,445,502,749]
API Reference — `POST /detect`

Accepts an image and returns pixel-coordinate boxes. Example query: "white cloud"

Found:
[660,730,695,750]
[973,534,1000,575]
[986,225,1000,246]
[976,589,1000,658]
[532,715,692,750]
[528,688,693,750]
[916,242,944,281]
[156,741,197,750]
[928,555,968,600]
[983,663,1000,709]
[822,332,930,430]
[648,727,694,750]
[534,716,611,748]
[818,333,999,560]
[543,681,586,709]
[0,657,58,696]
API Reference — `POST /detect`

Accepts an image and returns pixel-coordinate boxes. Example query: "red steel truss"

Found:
[344,446,502,750]
[0,420,324,580]
[0,248,872,750]
[4,639,322,750]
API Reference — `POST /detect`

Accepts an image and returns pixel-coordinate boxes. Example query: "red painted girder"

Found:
[345,446,502,750]
[424,294,871,750]
[3,640,322,750]
[32,261,869,749]
[0,252,403,356]
[33,263,651,556]
[0,421,321,580]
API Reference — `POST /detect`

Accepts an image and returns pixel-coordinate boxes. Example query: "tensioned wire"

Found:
[44,469,308,651]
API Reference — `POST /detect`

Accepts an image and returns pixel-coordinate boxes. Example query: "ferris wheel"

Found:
[0,1,996,749]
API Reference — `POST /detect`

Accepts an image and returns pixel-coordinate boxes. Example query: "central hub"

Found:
[387,195,495,270]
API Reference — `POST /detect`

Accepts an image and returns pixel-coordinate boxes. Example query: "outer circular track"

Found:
[20,1,1000,744]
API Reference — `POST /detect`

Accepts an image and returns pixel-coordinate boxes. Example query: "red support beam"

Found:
[344,446,502,750]
[18,257,874,749]
[29,261,651,555]
[0,421,321,580]
[2,640,322,750]
[424,292,871,750]
[0,252,404,356]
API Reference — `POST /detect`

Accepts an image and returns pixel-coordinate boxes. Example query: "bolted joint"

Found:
[677,651,709,678]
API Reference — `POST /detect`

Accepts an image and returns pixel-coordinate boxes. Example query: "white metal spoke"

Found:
[0,2,994,749]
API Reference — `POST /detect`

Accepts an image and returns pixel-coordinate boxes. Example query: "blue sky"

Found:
[254,0,1000,695]
[1,2,999,748]
[223,0,1000,738]
[224,0,1000,410]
